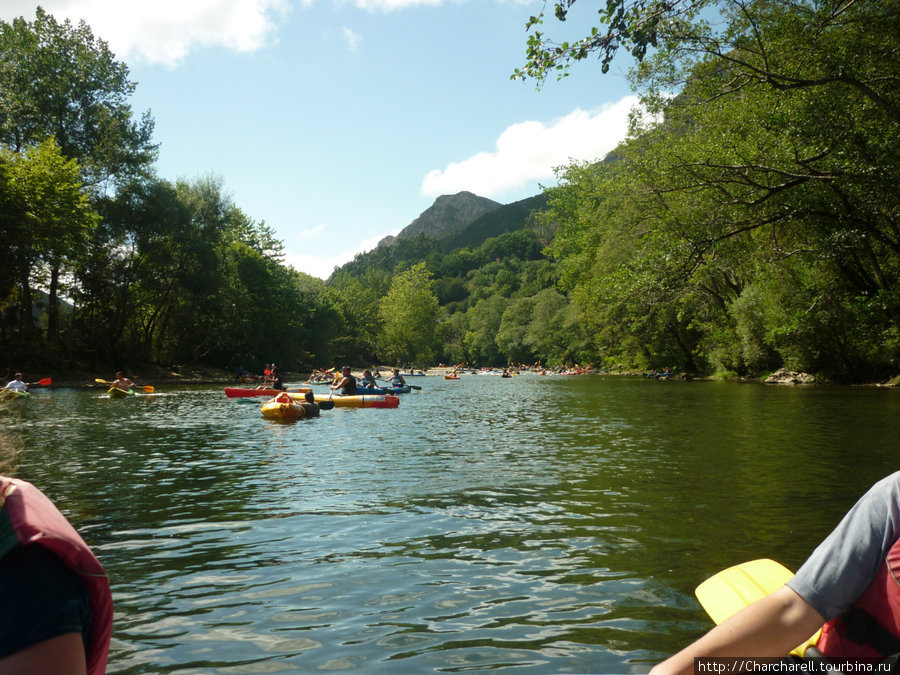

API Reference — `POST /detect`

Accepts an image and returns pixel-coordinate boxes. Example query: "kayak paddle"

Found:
[695,558,821,657]
[319,388,335,411]
[94,378,155,393]
[28,377,52,387]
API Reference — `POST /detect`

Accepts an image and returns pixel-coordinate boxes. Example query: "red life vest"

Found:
[0,477,113,675]
[817,536,900,658]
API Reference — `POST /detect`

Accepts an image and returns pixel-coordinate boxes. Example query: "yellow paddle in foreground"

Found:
[94,378,155,393]
[695,559,822,658]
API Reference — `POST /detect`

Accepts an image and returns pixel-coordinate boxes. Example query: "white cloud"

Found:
[421,95,641,198]
[343,0,443,10]
[285,228,400,279]
[1,0,289,67]
[341,26,362,51]
[296,224,327,240]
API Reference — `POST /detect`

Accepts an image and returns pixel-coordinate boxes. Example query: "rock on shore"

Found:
[764,368,815,385]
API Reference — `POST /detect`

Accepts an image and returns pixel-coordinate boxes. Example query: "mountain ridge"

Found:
[377,191,503,248]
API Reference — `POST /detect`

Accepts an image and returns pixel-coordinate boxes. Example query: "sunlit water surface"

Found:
[3,375,899,673]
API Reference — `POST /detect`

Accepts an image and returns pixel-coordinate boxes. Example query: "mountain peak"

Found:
[382,192,503,246]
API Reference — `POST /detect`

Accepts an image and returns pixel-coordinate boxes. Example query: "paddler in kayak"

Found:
[387,368,406,387]
[651,472,900,673]
[3,373,28,393]
[359,369,378,389]
[110,371,133,392]
[331,366,357,396]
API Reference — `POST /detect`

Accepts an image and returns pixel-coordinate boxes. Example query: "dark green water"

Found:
[2,375,899,673]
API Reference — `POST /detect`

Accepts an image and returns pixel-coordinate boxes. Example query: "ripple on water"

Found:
[7,378,900,672]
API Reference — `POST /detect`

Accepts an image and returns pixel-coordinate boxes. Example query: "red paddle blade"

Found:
[38,378,52,386]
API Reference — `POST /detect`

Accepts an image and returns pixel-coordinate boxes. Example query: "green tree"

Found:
[528,0,900,380]
[379,263,440,365]
[496,297,535,364]
[463,295,508,366]
[1,139,98,345]
[0,7,156,188]
[436,311,470,365]
[524,289,571,364]
[86,174,337,369]
[331,268,392,365]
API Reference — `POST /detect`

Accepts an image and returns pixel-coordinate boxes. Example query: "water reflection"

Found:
[3,378,899,672]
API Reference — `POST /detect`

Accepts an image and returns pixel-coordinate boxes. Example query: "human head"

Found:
[342,366,351,375]
[116,371,124,379]
[392,368,399,375]
[14,372,22,380]
[305,391,314,403]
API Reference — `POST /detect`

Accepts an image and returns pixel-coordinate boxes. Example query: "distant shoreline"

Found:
[15,364,900,389]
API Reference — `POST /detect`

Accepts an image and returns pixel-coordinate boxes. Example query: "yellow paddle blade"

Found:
[696,559,821,658]
[142,385,155,393]
[95,378,111,384]
[696,559,792,623]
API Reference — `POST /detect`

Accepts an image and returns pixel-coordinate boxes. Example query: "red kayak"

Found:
[225,387,311,398]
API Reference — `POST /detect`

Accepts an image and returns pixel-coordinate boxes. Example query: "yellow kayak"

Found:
[312,394,399,408]
[261,392,319,420]
[107,386,134,398]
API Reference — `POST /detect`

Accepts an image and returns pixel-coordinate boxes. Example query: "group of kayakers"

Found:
[2,371,145,397]
[234,364,283,388]
[329,367,407,396]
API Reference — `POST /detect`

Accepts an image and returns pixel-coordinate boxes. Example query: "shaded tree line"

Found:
[517,0,900,381]
[0,9,343,373]
[7,2,898,381]
[0,8,572,374]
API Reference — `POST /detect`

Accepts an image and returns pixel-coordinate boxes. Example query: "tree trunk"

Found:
[47,264,60,342]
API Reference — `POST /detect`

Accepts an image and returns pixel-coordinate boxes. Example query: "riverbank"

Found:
[38,364,456,388]
[21,363,900,389]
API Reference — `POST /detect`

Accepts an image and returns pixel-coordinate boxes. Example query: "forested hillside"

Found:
[3,2,898,381]
[514,0,900,382]
[329,192,567,367]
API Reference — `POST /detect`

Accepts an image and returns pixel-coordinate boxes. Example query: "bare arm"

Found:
[0,632,87,675]
[650,585,825,675]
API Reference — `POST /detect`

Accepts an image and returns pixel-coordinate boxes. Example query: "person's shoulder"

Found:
[868,472,900,497]
[847,473,900,526]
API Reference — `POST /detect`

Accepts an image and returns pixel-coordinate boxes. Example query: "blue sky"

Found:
[4,1,637,278]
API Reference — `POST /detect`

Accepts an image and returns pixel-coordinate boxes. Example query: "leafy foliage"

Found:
[535,0,900,380]
[4,3,899,381]
[0,7,157,189]
[379,263,440,366]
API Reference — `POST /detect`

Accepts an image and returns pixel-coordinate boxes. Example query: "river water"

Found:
[3,374,899,673]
